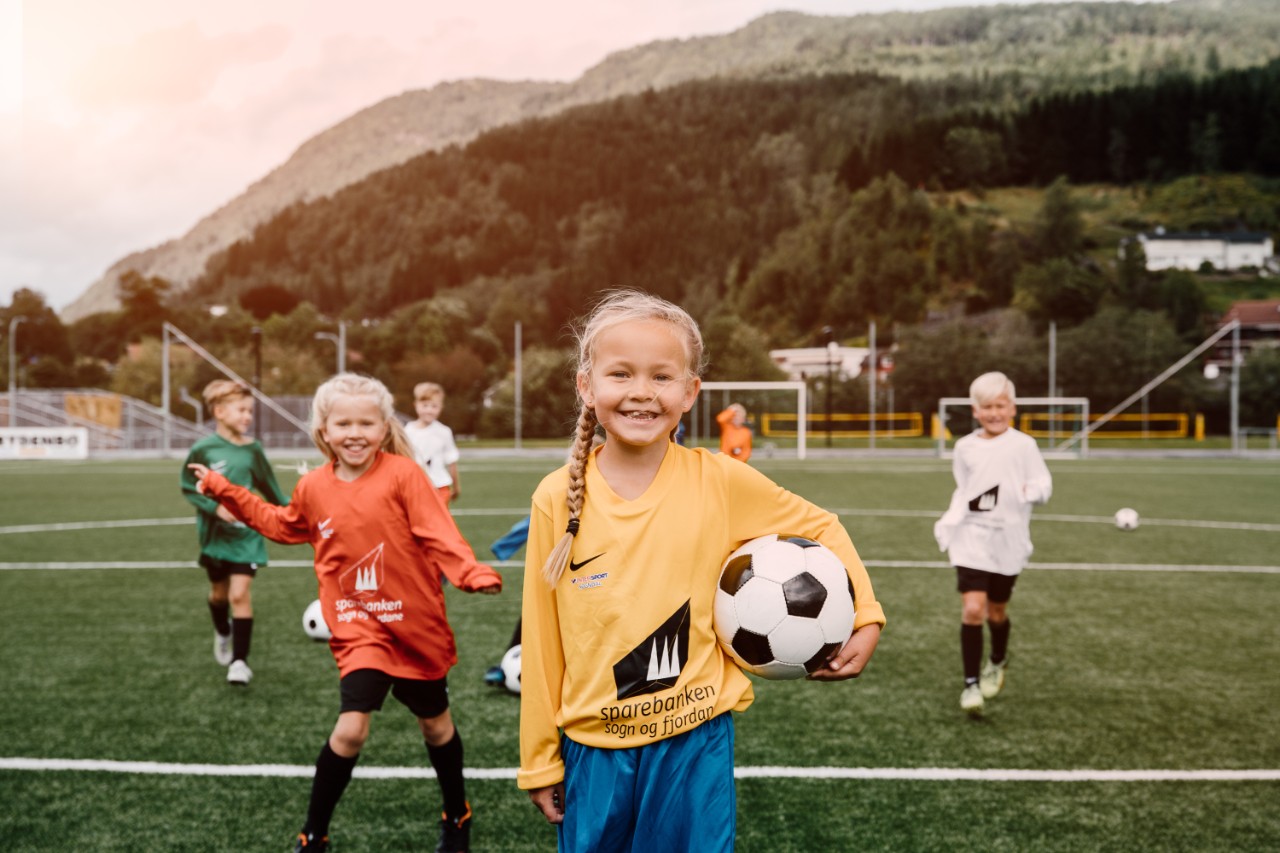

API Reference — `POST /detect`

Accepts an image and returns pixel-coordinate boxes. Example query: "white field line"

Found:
[2,757,1277,782]
[2,559,1277,573]
[5,509,1277,538]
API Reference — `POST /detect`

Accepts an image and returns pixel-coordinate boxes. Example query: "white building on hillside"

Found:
[769,346,869,381]
[1133,229,1274,272]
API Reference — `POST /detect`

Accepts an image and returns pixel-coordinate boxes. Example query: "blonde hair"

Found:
[310,373,412,461]
[413,382,444,403]
[202,379,251,413]
[970,371,1016,406]
[541,290,703,587]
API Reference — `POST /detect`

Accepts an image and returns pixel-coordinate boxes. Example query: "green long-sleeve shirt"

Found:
[180,434,288,565]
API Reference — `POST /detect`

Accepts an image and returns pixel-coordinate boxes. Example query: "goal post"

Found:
[694,381,808,460]
[937,396,1091,459]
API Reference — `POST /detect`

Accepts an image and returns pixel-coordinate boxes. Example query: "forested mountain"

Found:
[63,0,1280,320]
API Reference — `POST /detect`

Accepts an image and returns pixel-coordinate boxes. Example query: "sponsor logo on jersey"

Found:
[210,459,228,474]
[613,601,690,700]
[969,485,999,512]
[570,572,608,590]
[569,553,604,572]
[340,542,383,598]
[318,517,335,539]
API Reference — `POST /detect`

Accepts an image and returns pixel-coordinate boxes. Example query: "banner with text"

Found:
[0,427,90,460]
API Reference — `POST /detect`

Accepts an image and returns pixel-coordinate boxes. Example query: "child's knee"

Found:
[330,712,371,755]
[418,711,455,745]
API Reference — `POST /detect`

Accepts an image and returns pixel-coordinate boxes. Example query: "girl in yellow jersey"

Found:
[518,291,885,852]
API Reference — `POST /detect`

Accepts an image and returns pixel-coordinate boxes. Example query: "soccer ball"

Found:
[1114,507,1140,531]
[500,644,522,694]
[302,599,331,641]
[713,534,856,680]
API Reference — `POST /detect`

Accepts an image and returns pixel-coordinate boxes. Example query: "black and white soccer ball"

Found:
[713,534,856,680]
[500,644,522,694]
[302,599,331,641]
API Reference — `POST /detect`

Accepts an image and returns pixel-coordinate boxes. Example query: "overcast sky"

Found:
[0,0,1166,313]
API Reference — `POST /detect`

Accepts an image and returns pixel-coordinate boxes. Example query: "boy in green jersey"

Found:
[180,380,288,685]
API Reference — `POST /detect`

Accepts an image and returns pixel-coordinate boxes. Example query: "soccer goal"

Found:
[692,381,809,459]
[936,396,1091,459]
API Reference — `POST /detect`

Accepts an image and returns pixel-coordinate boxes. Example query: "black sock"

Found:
[508,618,523,650]
[303,741,359,838]
[209,601,230,635]
[426,729,467,821]
[961,624,983,685]
[231,617,253,662]
[989,618,1011,665]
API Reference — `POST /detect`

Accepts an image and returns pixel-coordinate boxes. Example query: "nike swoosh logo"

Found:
[569,553,604,572]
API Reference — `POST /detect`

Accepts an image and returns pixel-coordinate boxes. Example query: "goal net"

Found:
[936,396,1090,459]
[692,381,809,460]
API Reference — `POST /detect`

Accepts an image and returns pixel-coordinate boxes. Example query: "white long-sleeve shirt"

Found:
[934,427,1052,576]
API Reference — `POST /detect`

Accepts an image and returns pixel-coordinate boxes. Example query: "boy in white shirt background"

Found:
[934,372,1052,716]
[406,382,461,507]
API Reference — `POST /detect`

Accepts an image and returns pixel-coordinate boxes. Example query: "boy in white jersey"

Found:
[405,382,461,506]
[934,372,1052,716]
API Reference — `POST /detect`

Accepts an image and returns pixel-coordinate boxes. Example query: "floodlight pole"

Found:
[1230,320,1241,454]
[252,327,263,441]
[7,315,26,427]
[514,321,523,450]
[162,324,172,454]
[314,321,347,373]
[868,320,877,450]
[823,327,834,448]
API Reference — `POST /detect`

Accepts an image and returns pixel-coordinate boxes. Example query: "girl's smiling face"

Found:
[578,319,700,451]
[319,393,389,477]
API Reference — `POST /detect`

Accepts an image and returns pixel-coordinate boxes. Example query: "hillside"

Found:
[62,0,1280,321]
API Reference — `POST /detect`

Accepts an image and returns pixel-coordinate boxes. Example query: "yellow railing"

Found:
[761,412,924,439]
[1019,411,1189,439]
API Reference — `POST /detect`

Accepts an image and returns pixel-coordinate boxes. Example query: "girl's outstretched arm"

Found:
[189,465,311,544]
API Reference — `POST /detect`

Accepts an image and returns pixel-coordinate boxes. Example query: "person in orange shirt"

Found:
[189,373,500,853]
[716,402,752,462]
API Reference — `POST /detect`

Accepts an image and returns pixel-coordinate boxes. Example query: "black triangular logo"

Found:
[613,601,690,700]
[969,484,999,512]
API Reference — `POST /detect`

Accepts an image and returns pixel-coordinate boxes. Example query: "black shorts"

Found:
[955,566,1017,603]
[199,554,259,582]
[339,668,450,719]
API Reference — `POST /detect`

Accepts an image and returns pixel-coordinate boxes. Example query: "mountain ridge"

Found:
[62,0,1280,321]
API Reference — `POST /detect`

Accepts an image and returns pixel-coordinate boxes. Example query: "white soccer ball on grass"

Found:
[1114,507,1140,531]
[500,644,522,694]
[302,599,331,641]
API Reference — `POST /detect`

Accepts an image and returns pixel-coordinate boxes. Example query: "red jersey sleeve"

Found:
[400,465,502,592]
[203,470,311,545]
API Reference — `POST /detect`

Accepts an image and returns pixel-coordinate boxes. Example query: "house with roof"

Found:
[1134,229,1274,272]
[1207,299,1280,372]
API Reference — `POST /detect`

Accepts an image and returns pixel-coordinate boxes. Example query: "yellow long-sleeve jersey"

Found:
[517,443,885,791]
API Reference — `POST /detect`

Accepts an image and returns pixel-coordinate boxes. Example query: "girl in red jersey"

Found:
[189,373,501,853]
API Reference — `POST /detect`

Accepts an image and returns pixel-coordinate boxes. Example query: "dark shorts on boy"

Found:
[339,668,450,719]
[955,566,1017,603]
[199,554,259,582]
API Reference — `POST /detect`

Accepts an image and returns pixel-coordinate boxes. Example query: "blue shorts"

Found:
[559,712,735,853]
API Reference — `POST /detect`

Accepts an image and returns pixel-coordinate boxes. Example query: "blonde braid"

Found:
[541,405,599,586]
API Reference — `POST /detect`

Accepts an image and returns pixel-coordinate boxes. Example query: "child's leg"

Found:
[419,710,468,822]
[301,712,370,839]
[228,573,254,663]
[960,590,988,686]
[988,599,1011,665]
[207,577,231,634]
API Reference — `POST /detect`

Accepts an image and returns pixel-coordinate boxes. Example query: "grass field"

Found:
[2,452,1279,852]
